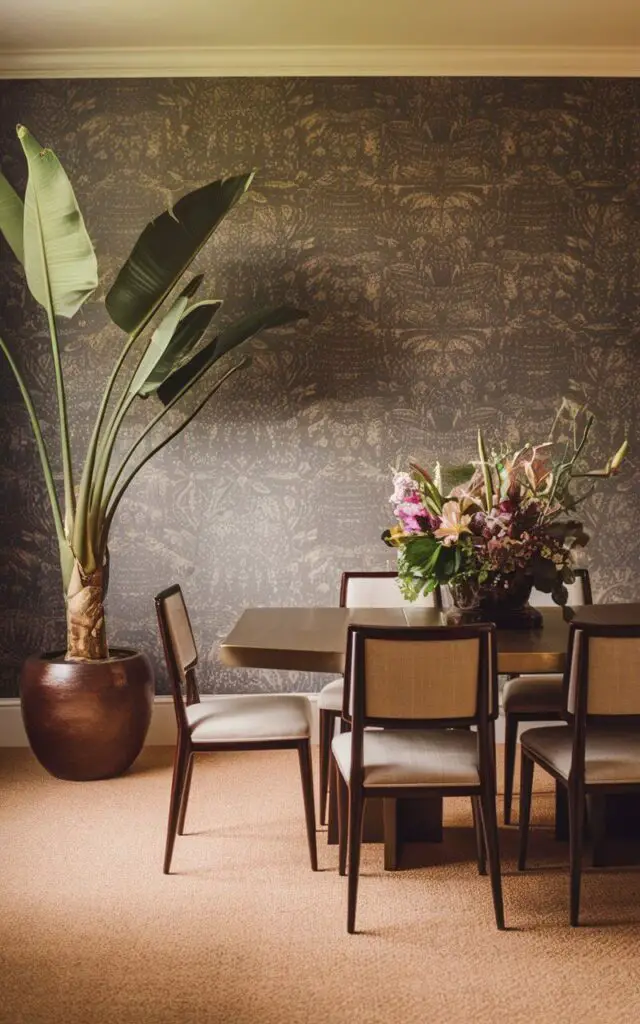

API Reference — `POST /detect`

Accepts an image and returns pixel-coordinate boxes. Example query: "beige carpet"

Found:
[2,745,640,1024]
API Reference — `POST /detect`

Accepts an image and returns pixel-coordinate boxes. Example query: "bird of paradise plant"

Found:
[383,399,628,607]
[0,125,306,661]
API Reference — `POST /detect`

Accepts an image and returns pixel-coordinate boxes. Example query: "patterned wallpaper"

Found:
[1,77,639,698]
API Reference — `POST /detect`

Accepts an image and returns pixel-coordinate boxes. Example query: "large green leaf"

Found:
[156,305,308,406]
[137,298,222,398]
[105,171,254,335]
[128,274,204,397]
[0,168,24,264]
[18,125,98,318]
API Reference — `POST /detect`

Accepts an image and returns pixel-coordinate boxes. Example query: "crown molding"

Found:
[0,45,639,79]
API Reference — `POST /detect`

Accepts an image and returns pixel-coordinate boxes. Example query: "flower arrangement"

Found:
[382,400,628,613]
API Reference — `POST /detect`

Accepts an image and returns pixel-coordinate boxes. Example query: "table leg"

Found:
[587,794,607,867]
[371,796,444,870]
[602,793,640,839]
[555,782,569,841]
[383,800,398,870]
[327,761,339,845]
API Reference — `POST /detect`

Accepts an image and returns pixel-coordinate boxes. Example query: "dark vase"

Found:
[446,575,543,630]
[20,649,154,781]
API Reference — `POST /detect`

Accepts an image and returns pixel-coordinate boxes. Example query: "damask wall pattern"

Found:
[0,77,639,697]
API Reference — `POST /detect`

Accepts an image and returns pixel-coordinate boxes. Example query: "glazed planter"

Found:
[20,649,154,781]
[446,575,543,630]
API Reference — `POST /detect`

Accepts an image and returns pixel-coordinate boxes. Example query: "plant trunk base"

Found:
[66,562,108,660]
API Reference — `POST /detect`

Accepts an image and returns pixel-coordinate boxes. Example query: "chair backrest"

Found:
[565,622,640,719]
[340,571,440,609]
[530,568,592,608]
[344,623,497,725]
[155,584,200,733]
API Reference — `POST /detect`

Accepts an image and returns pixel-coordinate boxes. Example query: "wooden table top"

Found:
[219,604,640,676]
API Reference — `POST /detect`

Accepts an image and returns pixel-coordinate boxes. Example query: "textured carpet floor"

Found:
[2,745,640,1024]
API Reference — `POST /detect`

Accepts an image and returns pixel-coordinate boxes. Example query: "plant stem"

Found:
[45,305,75,531]
[85,323,160,550]
[100,350,225,514]
[88,392,136,546]
[477,429,493,511]
[100,359,247,553]
[72,330,141,568]
[0,334,70,573]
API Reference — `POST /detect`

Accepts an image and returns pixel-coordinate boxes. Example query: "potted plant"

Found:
[0,125,306,779]
[383,400,628,627]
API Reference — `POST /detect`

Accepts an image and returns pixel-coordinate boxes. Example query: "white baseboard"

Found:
[0,694,553,748]
[0,693,569,748]
[0,699,26,747]
[0,694,321,748]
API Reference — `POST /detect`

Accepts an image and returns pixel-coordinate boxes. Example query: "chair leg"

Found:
[298,741,318,871]
[471,796,487,876]
[336,760,348,877]
[177,753,195,836]
[504,714,518,826]
[568,786,585,927]
[318,709,335,827]
[164,739,190,874]
[347,788,365,934]
[479,785,505,930]
[517,752,535,871]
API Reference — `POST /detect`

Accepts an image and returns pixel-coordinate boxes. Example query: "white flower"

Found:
[390,472,417,506]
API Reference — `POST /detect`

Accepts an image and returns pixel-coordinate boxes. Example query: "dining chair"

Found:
[518,621,640,925]
[155,584,317,874]
[317,571,440,826]
[331,622,504,933]
[503,568,592,824]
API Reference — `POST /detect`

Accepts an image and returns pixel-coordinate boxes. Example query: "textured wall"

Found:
[1,77,639,698]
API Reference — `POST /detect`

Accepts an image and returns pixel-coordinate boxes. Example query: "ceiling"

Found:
[1,0,639,76]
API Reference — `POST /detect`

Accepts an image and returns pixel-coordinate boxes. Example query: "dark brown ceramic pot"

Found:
[446,574,543,630]
[20,649,154,781]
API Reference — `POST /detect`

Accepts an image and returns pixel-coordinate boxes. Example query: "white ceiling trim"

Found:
[0,45,639,79]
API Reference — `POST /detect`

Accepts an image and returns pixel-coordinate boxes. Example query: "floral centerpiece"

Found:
[382,401,628,627]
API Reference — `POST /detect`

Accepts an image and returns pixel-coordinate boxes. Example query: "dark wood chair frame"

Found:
[518,621,640,926]
[318,570,441,827]
[504,568,593,826]
[155,584,318,875]
[332,622,504,933]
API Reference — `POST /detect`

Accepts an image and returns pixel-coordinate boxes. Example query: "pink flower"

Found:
[397,501,430,534]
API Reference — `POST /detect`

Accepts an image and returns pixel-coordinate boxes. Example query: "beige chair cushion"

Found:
[331,728,479,788]
[318,678,343,712]
[345,575,438,608]
[502,675,563,715]
[187,695,311,744]
[530,576,587,606]
[521,725,640,784]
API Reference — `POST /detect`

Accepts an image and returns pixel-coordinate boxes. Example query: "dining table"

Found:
[219,603,640,868]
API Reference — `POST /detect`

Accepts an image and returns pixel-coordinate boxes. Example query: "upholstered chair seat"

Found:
[502,675,563,714]
[521,725,640,785]
[317,678,343,712]
[187,695,311,743]
[331,729,480,787]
